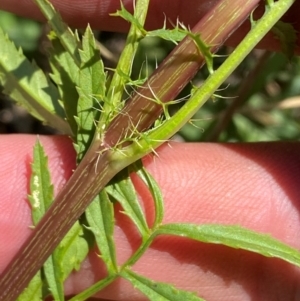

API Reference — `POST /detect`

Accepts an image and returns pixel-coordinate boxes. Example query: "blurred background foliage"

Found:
[0,10,299,141]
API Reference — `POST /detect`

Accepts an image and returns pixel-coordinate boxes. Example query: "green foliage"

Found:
[0,0,299,300]
[132,162,164,227]
[0,11,41,51]
[157,224,300,267]
[17,272,43,301]
[0,26,71,135]
[33,0,81,66]
[121,269,205,301]
[76,25,106,160]
[85,191,117,274]
[27,140,89,300]
[106,170,150,237]
[48,31,79,136]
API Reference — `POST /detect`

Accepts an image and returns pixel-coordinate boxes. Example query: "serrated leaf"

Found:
[28,140,64,301]
[272,21,297,59]
[43,255,64,301]
[48,31,79,137]
[85,191,117,274]
[147,28,186,43]
[28,139,54,223]
[0,26,71,135]
[68,274,118,301]
[147,23,214,73]
[157,224,300,267]
[132,162,164,228]
[28,141,62,300]
[33,0,81,66]
[121,269,205,301]
[17,271,43,301]
[56,221,90,280]
[188,32,214,74]
[76,25,106,161]
[110,2,146,36]
[99,0,149,131]
[106,170,149,238]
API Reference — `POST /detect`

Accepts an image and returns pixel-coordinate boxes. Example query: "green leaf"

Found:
[146,28,186,44]
[17,272,43,301]
[76,25,106,161]
[110,2,146,35]
[106,170,149,238]
[48,31,79,137]
[43,255,64,301]
[0,11,41,51]
[68,274,118,301]
[272,21,297,59]
[132,162,164,228]
[28,140,64,301]
[33,0,81,66]
[0,26,71,135]
[28,139,54,224]
[148,22,214,74]
[85,191,118,274]
[121,269,205,301]
[99,0,149,132]
[56,221,90,281]
[28,141,90,300]
[157,224,300,267]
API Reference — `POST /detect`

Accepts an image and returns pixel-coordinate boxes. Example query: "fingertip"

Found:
[0,135,76,272]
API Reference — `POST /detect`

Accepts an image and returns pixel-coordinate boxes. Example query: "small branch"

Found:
[0,0,261,299]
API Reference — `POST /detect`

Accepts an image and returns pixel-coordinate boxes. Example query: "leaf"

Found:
[48,31,79,137]
[28,140,64,301]
[272,21,297,60]
[147,28,186,43]
[187,32,214,74]
[110,2,146,36]
[76,25,106,161]
[33,0,81,66]
[56,221,90,280]
[85,191,117,274]
[157,224,300,267]
[0,26,71,135]
[43,255,64,301]
[147,22,214,74]
[121,269,205,301]
[99,0,149,131]
[132,162,164,228]
[17,272,43,301]
[106,170,149,238]
[28,139,54,224]
[68,274,118,301]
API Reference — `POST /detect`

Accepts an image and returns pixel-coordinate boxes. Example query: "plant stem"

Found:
[0,0,262,299]
[97,0,150,133]
[111,0,295,162]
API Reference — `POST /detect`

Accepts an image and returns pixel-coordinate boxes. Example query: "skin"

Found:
[1,1,300,300]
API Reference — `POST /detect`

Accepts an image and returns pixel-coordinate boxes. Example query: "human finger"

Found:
[0,0,300,52]
[1,136,300,300]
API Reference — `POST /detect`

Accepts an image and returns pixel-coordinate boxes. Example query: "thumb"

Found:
[1,136,300,300]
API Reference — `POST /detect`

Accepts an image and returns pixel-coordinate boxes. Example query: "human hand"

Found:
[1,136,300,300]
[1,1,300,300]
[1,0,300,51]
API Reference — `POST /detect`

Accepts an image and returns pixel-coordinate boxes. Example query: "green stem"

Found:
[68,274,118,301]
[97,0,150,134]
[111,0,295,164]
[0,0,267,299]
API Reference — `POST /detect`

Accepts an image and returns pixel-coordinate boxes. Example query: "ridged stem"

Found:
[0,0,261,299]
